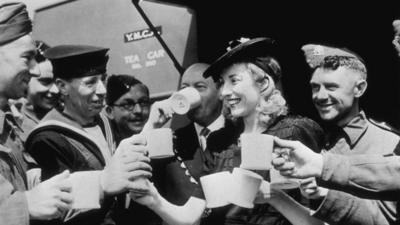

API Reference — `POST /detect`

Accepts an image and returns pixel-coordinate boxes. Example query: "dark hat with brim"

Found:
[44,44,109,79]
[0,2,32,45]
[203,37,279,81]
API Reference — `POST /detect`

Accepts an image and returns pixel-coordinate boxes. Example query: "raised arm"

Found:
[272,137,400,200]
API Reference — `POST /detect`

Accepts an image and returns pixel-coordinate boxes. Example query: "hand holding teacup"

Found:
[101,135,152,196]
[142,87,201,132]
[271,137,324,179]
[142,98,174,132]
[169,87,201,115]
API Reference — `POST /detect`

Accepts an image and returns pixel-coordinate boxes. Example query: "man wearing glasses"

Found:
[105,74,165,225]
[105,74,151,144]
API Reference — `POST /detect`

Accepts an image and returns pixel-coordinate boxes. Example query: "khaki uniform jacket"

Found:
[0,108,30,225]
[319,153,400,224]
[313,112,400,225]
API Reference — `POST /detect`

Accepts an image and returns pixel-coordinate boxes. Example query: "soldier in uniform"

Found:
[0,2,74,225]
[298,44,400,224]
[19,41,59,141]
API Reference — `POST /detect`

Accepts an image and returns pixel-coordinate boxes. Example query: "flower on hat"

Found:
[226,37,251,51]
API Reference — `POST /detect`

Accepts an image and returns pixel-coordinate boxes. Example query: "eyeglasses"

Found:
[112,99,151,111]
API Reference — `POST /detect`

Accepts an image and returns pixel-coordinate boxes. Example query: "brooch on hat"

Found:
[226,37,250,51]
[311,45,325,56]
[301,44,326,68]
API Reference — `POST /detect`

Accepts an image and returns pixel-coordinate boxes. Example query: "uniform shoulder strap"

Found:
[367,117,400,136]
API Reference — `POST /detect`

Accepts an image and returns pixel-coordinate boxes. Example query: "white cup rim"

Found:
[232,167,263,180]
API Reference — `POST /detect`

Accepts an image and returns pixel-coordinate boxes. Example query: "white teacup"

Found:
[270,168,300,189]
[145,128,174,159]
[69,171,101,209]
[229,167,263,208]
[240,133,274,170]
[170,87,201,115]
[200,171,231,208]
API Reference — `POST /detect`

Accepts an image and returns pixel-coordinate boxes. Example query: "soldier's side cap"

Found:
[301,44,365,69]
[44,45,109,79]
[203,37,279,81]
[106,74,144,105]
[0,2,32,45]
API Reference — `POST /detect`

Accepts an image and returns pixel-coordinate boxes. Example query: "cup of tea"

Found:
[229,167,263,208]
[200,171,231,208]
[170,87,201,115]
[145,128,174,159]
[69,171,101,209]
[240,133,274,170]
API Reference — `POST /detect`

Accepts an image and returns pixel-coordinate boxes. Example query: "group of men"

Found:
[2,1,400,225]
[0,3,223,225]
[0,2,152,225]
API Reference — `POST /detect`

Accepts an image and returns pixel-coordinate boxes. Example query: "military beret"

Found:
[301,44,364,68]
[106,74,146,105]
[0,2,32,45]
[44,44,109,79]
[203,37,281,82]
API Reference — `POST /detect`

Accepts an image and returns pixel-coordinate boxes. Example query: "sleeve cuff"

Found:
[311,190,348,224]
[319,153,350,188]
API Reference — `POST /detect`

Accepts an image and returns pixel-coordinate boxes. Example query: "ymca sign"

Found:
[124,26,162,42]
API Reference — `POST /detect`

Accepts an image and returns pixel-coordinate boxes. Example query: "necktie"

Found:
[199,127,210,150]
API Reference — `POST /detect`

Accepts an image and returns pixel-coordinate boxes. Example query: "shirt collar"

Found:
[341,111,368,146]
[194,114,225,137]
